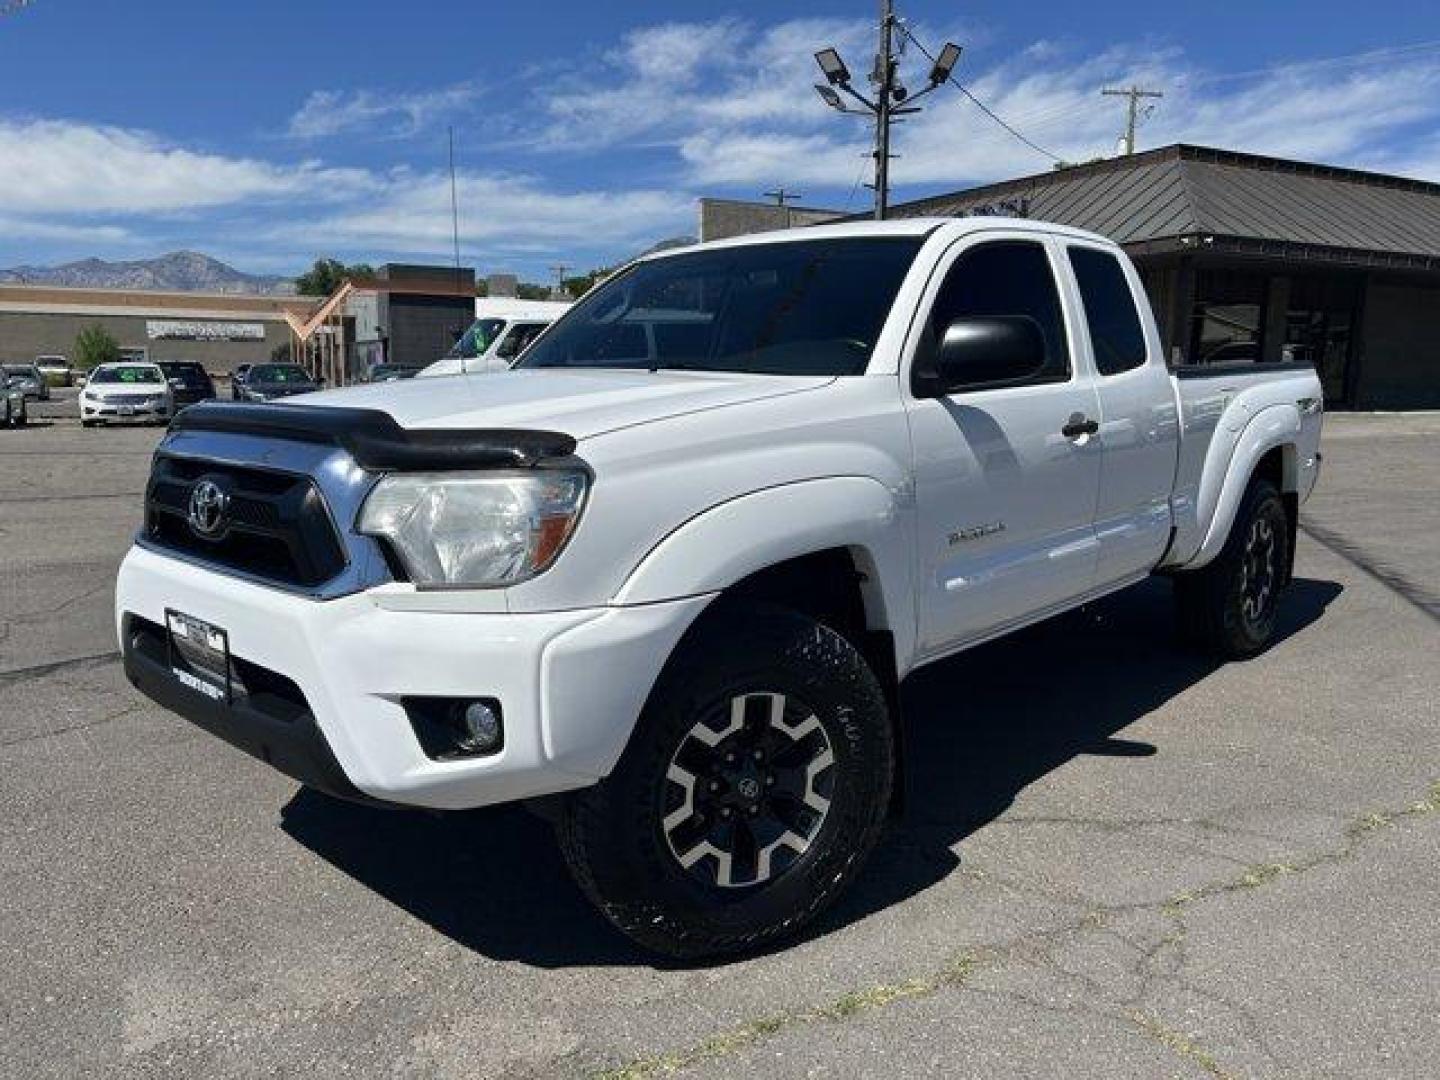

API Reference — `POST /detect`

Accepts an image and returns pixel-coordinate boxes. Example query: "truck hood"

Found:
[297,369,833,441]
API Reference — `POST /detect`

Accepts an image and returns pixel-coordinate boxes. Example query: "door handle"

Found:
[1061,416,1100,438]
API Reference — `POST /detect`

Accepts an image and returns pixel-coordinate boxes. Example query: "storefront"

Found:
[884,144,1440,409]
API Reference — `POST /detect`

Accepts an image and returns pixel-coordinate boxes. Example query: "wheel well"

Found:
[704,547,906,815]
[723,548,870,642]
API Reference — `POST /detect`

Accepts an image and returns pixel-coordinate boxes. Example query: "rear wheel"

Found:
[558,604,894,959]
[1175,478,1290,658]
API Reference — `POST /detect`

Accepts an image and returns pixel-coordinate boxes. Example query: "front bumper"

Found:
[116,544,711,810]
[82,398,170,422]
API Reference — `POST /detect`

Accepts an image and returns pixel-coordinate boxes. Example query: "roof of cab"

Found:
[643,216,1119,260]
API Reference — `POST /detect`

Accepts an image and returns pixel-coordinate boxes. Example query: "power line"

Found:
[1182,39,1440,87]
[900,26,1064,164]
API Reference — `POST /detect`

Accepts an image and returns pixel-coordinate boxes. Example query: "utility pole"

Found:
[763,187,802,207]
[1102,85,1164,155]
[872,0,897,219]
[813,14,959,219]
[764,187,802,229]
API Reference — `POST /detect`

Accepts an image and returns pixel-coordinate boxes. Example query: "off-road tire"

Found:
[1175,478,1290,659]
[557,603,894,959]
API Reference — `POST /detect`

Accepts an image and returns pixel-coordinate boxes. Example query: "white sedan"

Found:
[80,362,175,427]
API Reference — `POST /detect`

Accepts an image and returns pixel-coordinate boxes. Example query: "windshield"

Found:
[2,364,39,378]
[247,364,311,383]
[518,237,924,376]
[446,318,506,359]
[91,365,162,384]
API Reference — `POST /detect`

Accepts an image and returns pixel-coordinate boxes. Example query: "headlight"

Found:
[358,470,588,586]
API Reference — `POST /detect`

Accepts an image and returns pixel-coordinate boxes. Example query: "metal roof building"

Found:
[885,144,1440,408]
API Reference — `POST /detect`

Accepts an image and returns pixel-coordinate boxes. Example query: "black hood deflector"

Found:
[169,401,577,471]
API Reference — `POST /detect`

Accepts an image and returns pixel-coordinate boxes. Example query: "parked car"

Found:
[79,361,173,426]
[117,218,1324,959]
[3,385,25,427]
[1,363,50,401]
[417,298,570,378]
[230,364,253,400]
[36,355,75,387]
[232,362,322,402]
[157,361,217,408]
[364,363,423,383]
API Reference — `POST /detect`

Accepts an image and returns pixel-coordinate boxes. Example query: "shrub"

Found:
[74,324,121,371]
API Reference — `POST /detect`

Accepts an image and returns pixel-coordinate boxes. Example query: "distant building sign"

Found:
[964,196,1031,218]
[145,319,265,342]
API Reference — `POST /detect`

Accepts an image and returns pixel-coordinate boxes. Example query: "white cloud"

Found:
[0,216,132,244]
[6,20,1440,278]
[522,18,1440,194]
[281,171,692,259]
[287,82,483,140]
[0,118,371,215]
[0,114,686,273]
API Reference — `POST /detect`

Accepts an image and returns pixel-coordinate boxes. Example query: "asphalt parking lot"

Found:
[2,408,1437,1079]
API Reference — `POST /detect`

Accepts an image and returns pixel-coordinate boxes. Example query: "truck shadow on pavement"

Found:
[280,575,1341,968]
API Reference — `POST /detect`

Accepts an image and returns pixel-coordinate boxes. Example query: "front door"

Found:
[905,234,1103,657]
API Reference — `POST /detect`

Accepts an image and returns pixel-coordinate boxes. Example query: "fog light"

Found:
[458,701,502,753]
[402,695,504,759]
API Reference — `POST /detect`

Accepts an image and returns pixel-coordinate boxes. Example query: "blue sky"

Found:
[2,0,1439,280]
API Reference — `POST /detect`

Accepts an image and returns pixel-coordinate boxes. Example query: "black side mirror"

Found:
[913,316,1049,397]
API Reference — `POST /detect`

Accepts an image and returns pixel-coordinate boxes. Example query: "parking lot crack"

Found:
[1128,1009,1236,1079]
[1159,780,1440,920]
[1300,520,1440,622]
[0,651,120,688]
[0,697,147,749]
[591,949,990,1079]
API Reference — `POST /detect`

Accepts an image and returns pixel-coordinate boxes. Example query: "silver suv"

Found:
[2,363,50,401]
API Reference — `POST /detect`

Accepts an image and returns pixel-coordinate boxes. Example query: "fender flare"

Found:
[1187,403,1300,568]
[612,476,916,664]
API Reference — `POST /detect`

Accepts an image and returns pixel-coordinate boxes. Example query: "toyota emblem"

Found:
[187,479,230,539]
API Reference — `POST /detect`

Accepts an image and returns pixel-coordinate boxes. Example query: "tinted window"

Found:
[520,237,924,376]
[159,362,211,385]
[248,364,311,383]
[495,322,549,360]
[1068,247,1147,375]
[928,241,1069,386]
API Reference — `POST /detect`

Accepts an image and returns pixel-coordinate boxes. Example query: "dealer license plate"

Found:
[166,609,231,702]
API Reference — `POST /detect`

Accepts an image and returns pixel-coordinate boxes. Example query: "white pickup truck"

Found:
[117,218,1323,958]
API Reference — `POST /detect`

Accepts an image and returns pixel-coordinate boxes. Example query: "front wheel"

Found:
[558,604,894,959]
[1175,478,1290,658]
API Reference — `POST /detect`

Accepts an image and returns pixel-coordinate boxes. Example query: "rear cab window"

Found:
[1067,246,1148,375]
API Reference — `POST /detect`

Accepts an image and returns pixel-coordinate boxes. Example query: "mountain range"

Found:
[0,238,699,298]
[0,252,296,295]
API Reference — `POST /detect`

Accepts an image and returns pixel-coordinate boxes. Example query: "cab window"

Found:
[926,241,1070,389]
[1067,246,1147,375]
